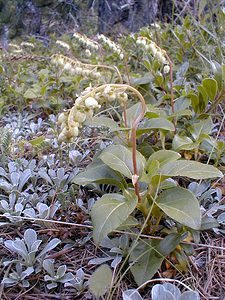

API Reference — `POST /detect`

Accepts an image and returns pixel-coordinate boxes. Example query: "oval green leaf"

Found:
[91,192,137,244]
[129,240,163,285]
[99,145,146,179]
[159,160,223,179]
[202,78,218,101]
[156,187,201,230]
[147,150,181,168]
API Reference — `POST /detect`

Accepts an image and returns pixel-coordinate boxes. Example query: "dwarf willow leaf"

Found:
[159,160,223,179]
[99,145,146,179]
[156,187,201,230]
[91,192,137,244]
[89,264,112,298]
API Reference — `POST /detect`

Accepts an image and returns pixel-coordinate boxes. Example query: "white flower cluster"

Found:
[56,40,70,50]
[95,86,128,107]
[51,54,101,79]
[97,34,124,59]
[58,87,101,142]
[21,42,35,48]
[58,85,129,142]
[136,37,168,65]
[73,32,99,52]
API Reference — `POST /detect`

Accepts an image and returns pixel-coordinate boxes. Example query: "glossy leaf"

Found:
[99,145,146,179]
[139,118,175,133]
[91,192,137,244]
[129,240,163,285]
[73,160,124,189]
[159,160,223,179]
[85,116,120,131]
[156,187,201,230]
[202,78,218,101]
[146,150,181,169]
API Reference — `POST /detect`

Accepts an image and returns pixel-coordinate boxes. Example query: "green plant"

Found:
[54,34,224,287]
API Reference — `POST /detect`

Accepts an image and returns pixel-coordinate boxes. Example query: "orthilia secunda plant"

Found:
[136,36,174,113]
[98,34,124,60]
[51,54,123,82]
[73,32,99,52]
[58,83,146,202]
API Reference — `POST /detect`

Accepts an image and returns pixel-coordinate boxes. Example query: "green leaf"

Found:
[210,61,223,90]
[99,145,146,179]
[202,78,218,100]
[91,192,137,244]
[73,160,124,189]
[84,116,120,132]
[159,160,223,179]
[200,215,219,230]
[190,117,213,141]
[117,216,139,230]
[140,118,175,132]
[89,264,112,298]
[158,233,184,256]
[125,103,143,128]
[129,240,163,285]
[24,88,41,99]
[197,85,208,111]
[188,93,199,113]
[130,74,154,86]
[169,109,192,118]
[172,135,196,151]
[156,187,201,230]
[29,136,45,146]
[146,150,181,169]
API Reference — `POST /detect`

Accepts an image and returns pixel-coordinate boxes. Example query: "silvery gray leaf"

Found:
[151,285,175,300]
[180,291,200,300]
[163,283,181,299]
[46,282,58,289]
[59,272,74,283]
[24,229,38,251]
[88,257,114,265]
[37,238,61,258]
[56,265,67,278]
[43,259,55,277]
[122,289,143,300]
[111,255,122,269]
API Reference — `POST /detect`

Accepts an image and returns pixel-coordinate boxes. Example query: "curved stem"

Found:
[69,83,146,201]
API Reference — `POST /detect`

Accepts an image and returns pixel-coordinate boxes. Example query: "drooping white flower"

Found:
[85,97,100,109]
[163,65,170,74]
[56,40,70,50]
